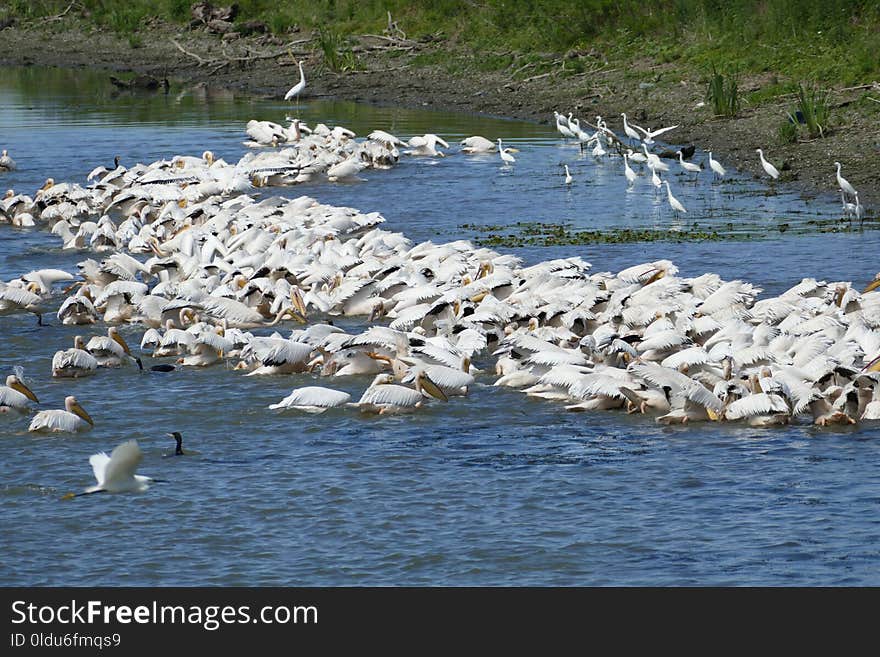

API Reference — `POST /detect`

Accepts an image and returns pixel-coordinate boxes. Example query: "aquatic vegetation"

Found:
[791,82,831,139]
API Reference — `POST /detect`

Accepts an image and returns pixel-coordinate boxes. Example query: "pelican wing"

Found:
[725,393,790,420]
[0,386,30,409]
[358,383,422,407]
[406,365,474,391]
[629,362,723,411]
[53,348,99,372]
[201,296,265,325]
[261,341,314,366]
[660,346,710,370]
[28,410,89,433]
[0,285,41,308]
[268,386,351,410]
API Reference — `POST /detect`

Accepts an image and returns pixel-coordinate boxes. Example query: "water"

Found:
[1,67,879,586]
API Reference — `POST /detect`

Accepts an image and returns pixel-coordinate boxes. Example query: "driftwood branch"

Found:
[39,1,81,23]
[171,38,314,70]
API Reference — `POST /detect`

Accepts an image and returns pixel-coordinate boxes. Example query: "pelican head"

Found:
[863,273,880,294]
[39,178,55,193]
[108,326,132,355]
[65,396,94,426]
[74,335,86,349]
[7,375,38,402]
[413,369,448,402]
[202,150,215,165]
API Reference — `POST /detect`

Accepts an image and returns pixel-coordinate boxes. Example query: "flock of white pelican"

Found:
[0,107,877,493]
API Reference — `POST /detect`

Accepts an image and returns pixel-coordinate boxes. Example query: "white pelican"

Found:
[460,136,496,153]
[86,326,140,368]
[63,440,155,498]
[407,134,449,157]
[29,395,94,433]
[756,148,780,180]
[52,336,99,378]
[0,282,45,325]
[327,157,366,182]
[0,374,39,414]
[354,372,447,414]
[0,149,15,171]
[268,386,352,412]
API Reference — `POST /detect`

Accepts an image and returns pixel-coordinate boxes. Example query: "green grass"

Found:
[792,82,831,138]
[6,1,880,87]
[706,65,739,117]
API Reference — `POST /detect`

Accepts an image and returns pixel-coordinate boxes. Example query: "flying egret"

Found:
[708,151,726,180]
[634,123,679,145]
[664,181,687,215]
[284,60,306,111]
[498,139,516,166]
[563,164,573,185]
[63,440,156,498]
[756,148,780,180]
[835,161,857,199]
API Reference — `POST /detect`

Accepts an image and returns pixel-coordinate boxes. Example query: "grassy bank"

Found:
[5,1,879,85]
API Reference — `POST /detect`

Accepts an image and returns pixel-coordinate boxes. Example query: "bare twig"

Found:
[522,71,552,84]
[172,39,209,65]
[40,1,80,23]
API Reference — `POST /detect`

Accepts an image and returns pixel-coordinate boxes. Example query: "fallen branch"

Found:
[172,39,210,65]
[522,71,553,84]
[40,0,80,23]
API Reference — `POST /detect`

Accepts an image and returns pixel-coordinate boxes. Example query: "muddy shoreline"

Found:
[1,20,877,210]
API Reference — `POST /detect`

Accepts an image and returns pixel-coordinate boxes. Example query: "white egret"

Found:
[756,148,780,180]
[623,153,637,186]
[663,181,687,215]
[835,161,857,199]
[620,113,642,142]
[633,123,679,145]
[63,440,156,498]
[676,150,701,176]
[650,165,662,191]
[284,60,306,109]
[28,395,94,433]
[563,164,573,185]
[497,139,516,166]
[708,151,726,180]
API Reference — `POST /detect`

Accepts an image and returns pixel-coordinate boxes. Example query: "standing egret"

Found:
[708,151,726,180]
[650,165,662,192]
[563,164,573,185]
[63,440,156,498]
[756,148,780,180]
[664,181,687,215]
[835,161,857,199]
[498,139,516,166]
[620,113,642,142]
[284,60,306,111]
[676,150,701,177]
[623,153,637,186]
